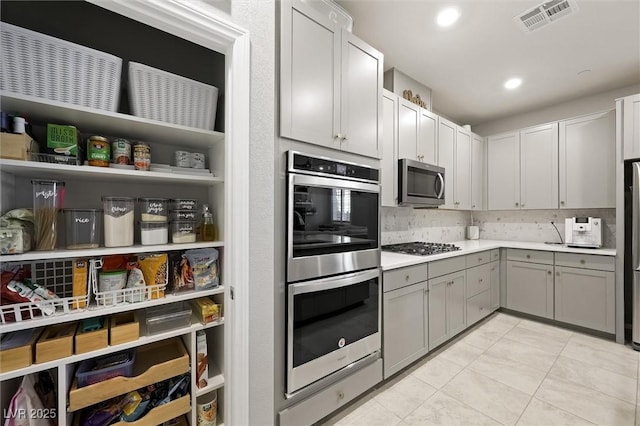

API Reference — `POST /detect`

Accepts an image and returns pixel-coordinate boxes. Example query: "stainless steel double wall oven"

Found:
[286,151,381,396]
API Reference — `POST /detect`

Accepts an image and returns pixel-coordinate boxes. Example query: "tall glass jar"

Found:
[31,180,65,250]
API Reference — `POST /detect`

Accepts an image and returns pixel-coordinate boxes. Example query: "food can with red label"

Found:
[112,138,132,164]
[133,142,151,171]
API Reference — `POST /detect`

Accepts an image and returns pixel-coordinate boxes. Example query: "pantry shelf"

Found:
[0,241,224,263]
[0,286,225,335]
[0,159,223,186]
[195,372,225,397]
[0,91,224,149]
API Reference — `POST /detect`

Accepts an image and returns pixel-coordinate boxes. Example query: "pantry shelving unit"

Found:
[0,1,251,425]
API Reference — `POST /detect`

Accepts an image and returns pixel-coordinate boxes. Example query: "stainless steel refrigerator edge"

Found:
[632,162,640,348]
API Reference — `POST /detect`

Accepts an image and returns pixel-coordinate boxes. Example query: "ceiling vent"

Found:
[514,0,579,33]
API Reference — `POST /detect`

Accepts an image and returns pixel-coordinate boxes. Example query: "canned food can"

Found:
[112,138,132,164]
[87,136,110,167]
[175,150,191,168]
[191,152,205,169]
[196,392,217,426]
[133,142,151,171]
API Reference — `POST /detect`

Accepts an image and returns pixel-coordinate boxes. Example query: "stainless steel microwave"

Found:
[398,159,445,207]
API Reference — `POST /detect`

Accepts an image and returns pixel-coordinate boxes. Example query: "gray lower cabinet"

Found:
[383,281,428,378]
[466,263,491,326]
[490,260,500,310]
[428,271,466,349]
[555,266,615,333]
[506,260,554,319]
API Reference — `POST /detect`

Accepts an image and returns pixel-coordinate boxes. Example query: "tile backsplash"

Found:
[381,207,616,248]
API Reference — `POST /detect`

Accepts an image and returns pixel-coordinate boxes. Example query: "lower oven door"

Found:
[287,268,381,395]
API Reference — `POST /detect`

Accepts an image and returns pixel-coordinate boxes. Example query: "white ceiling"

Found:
[338,0,640,126]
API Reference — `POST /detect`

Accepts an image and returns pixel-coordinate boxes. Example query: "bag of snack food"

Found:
[183,248,219,290]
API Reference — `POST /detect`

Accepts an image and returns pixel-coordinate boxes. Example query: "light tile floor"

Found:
[319,312,639,426]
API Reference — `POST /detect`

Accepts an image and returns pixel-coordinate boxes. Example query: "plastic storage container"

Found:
[145,302,192,335]
[32,179,65,250]
[171,221,197,243]
[170,199,198,211]
[64,209,101,249]
[169,210,197,221]
[138,198,168,222]
[140,221,168,245]
[102,197,134,247]
[75,350,136,387]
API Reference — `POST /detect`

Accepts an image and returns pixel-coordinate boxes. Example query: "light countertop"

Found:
[381,239,616,271]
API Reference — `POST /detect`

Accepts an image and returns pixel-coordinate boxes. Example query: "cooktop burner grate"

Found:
[381,241,461,256]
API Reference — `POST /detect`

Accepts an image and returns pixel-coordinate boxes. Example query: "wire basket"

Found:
[128,61,218,130]
[1,22,122,111]
[0,260,89,323]
[89,258,167,307]
[30,152,80,165]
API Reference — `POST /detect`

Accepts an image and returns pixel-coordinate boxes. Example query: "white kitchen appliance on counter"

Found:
[564,217,602,248]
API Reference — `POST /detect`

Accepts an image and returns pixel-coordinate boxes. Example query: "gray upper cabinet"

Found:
[559,110,615,208]
[487,132,520,210]
[438,117,456,209]
[470,133,484,211]
[381,90,398,207]
[280,0,383,158]
[419,108,438,164]
[520,123,559,210]
[621,94,640,160]
[455,125,472,210]
[397,97,420,161]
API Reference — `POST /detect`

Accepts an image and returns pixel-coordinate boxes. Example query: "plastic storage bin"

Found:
[138,198,168,222]
[64,209,101,249]
[1,22,122,111]
[128,61,218,130]
[102,196,134,247]
[76,350,136,387]
[140,221,168,245]
[170,199,198,211]
[146,302,192,335]
[171,221,197,244]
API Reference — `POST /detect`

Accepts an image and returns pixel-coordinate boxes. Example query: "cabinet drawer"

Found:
[428,256,466,279]
[384,263,428,292]
[466,263,491,298]
[467,290,491,326]
[466,250,491,268]
[507,249,553,265]
[279,359,382,426]
[555,252,615,272]
[491,249,500,262]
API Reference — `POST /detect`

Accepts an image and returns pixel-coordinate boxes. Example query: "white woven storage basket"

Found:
[0,22,122,112]
[128,61,218,130]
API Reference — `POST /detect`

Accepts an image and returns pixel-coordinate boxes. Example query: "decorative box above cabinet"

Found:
[280,0,383,159]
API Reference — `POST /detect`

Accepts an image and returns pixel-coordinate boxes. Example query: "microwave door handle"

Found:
[436,173,444,199]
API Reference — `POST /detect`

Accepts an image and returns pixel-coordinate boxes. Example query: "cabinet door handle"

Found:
[335,133,342,140]
[515,202,519,207]
[338,391,345,400]
[342,134,348,141]
[560,201,565,206]
[472,204,476,208]
[547,270,552,275]
[521,203,525,207]
[479,278,483,283]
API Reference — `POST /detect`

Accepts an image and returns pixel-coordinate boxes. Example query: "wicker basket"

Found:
[128,61,218,130]
[0,23,122,112]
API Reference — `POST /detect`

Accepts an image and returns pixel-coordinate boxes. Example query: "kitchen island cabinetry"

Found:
[559,110,615,208]
[506,251,554,319]
[280,0,383,158]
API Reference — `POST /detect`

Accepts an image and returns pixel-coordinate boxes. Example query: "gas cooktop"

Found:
[381,241,461,256]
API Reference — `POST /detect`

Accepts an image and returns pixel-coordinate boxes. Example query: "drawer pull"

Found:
[338,391,345,400]
[478,257,483,262]
[526,254,531,259]
[479,278,483,283]
[580,259,586,264]
[405,275,410,282]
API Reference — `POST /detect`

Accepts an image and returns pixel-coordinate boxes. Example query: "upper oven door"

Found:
[288,173,380,282]
[398,159,445,206]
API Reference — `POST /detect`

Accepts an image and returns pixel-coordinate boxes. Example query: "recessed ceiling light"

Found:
[437,8,460,27]
[504,78,522,89]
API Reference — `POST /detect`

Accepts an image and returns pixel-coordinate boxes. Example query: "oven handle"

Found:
[290,269,380,296]
[436,172,444,199]
[291,173,380,194]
